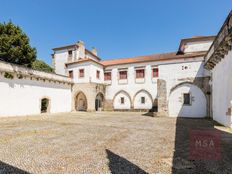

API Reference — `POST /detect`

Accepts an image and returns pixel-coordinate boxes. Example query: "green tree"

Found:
[32,60,54,73]
[0,21,36,67]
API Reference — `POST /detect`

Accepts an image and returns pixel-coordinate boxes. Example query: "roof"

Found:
[65,58,104,66]
[52,44,101,60]
[100,51,207,66]
[178,36,216,52]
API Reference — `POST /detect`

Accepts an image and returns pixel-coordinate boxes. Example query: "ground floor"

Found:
[0,112,231,174]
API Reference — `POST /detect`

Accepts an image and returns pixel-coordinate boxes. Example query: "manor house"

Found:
[0,11,231,128]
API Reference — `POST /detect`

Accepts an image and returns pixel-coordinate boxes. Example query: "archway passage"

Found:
[95,93,104,111]
[168,83,206,118]
[41,98,50,113]
[75,92,87,111]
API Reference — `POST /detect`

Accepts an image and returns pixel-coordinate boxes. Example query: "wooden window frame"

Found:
[135,69,145,79]
[153,68,159,78]
[104,72,111,81]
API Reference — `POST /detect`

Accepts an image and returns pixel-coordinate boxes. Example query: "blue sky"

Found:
[0,0,231,65]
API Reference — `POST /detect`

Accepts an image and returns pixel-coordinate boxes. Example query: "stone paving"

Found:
[0,112,231,174]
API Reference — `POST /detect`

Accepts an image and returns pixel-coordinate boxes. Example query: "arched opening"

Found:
[168,83,207,118]
[75,92,87,111]
[113,90,132,110]
[41,98,50,113]
[95,93,104,111]
[133,90,153,110]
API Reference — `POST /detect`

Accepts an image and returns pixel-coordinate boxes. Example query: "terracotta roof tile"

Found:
[100,52,206,66]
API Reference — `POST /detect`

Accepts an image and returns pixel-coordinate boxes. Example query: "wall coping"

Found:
[0,60,73,84]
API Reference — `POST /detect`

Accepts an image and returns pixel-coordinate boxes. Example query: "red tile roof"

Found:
[100,51,207,66]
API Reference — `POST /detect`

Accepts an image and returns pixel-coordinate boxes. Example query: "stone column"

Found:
[157,79,168,116]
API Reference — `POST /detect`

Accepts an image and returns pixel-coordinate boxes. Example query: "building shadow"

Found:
[142,106,157,117]
[0,161,30,174]
[106,149,148,174]
[172,118,232,174]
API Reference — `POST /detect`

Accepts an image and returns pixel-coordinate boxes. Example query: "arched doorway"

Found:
[75,92,87,111]
[95,93,104,111]
[41,98,50,113]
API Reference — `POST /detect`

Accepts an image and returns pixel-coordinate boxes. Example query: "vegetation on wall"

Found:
[0,21,37,67]
[0,21,54,74]
[4,72,14,79]
[32,60,54,73]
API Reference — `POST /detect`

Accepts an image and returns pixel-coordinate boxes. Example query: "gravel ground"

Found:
[0,112,231,174]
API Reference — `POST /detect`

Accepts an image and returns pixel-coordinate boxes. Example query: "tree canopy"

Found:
[0,21,36,67]
[32,60,54,73]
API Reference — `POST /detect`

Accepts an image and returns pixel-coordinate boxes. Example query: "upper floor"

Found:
[52,36,215,85]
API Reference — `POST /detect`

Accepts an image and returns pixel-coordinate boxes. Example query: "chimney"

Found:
[91,47,97,56]
[76,40,85,59]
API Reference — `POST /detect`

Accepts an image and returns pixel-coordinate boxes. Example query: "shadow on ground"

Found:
[172,118,232,174]
[0,161,30,174]
[106,149,148,174]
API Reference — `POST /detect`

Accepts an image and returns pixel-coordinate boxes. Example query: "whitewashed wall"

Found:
[212,50,232,128]
[183,40,213,53]
[168,84,206,117]
[67,61,104,84]
[54,50,69,76]
[0,75,72,117]
[105,57,205,112]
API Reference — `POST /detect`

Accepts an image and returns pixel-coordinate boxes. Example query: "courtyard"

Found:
[0,112,231,174]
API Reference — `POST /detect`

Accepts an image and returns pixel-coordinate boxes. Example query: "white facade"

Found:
[0,61,72,117]
[211,50,232,127]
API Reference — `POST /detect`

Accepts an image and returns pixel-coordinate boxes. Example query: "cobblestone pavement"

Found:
[0,112,231,174]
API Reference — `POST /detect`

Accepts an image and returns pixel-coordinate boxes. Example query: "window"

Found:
[136,69,145,79]
[96,70,100,79]
[68,70,73,78]
[141,97,145,104]
[183,93,191,105]
[120,97,125,104]
[153,68,159,77]
[79,69,84,78]
[104,72,111,81]
[119,71,127,80]
[68,50,72,56]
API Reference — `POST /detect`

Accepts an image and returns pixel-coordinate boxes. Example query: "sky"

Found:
[0,0,231,65]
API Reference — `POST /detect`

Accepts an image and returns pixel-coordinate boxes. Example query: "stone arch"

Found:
[168,82,207,117]
[75,91,88,111]
[95,92,104,111]
[133,89,153,110]
[113,90,132,110]
[40,97,51,113]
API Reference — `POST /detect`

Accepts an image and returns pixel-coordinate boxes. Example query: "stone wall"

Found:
[157,79,168,116]
[72,83,106,111]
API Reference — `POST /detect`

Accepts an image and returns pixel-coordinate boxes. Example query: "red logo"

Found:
[189,129,221,160]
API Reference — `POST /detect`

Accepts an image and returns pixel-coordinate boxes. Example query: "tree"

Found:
[32,60,54,73]
[0,21,36,67]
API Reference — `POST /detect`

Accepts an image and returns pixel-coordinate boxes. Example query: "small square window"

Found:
[68,70,73,78]
[136,69,145,79]
[119,71,127,80]
[183,93,191,105]
[79,69,84,78]
[153,68,159,77]
[96,70,100,79]
[141,97,145,104]
[68,50,72,56]
[120,97,125,104]
[104,72,111,81]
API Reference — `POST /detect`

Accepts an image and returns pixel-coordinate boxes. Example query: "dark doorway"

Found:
[95,93,104,111]
[41,98,50,113]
